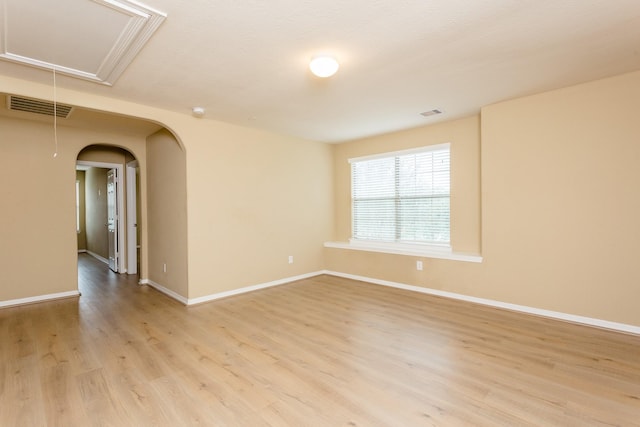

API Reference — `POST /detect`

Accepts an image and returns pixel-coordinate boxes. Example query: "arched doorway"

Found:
[76,145,140,276]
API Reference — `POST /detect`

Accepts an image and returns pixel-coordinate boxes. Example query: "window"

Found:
[350,143,450,246]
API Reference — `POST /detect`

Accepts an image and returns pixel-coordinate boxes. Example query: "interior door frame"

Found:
[76,160,127,273]
[126,160,138,275]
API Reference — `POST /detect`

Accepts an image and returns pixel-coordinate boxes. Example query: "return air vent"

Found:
[7,96,73,118]
[420,109,443,117]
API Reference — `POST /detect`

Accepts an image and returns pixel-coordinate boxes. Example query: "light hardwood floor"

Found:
[1,254,639,426]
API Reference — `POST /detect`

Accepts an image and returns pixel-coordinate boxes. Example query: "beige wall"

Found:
[2,70,638,327]
[479,70,640,325]
[0,75,333,303]
[146,129,188,297]
[327,70,640,326]
[76,170,87,250]
[332,115,481,252]
[84,167,109,258]
[0,114,146,301]
[184,121,334,298]
[326,114,483,304]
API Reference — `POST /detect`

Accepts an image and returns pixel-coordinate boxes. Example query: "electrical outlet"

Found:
[416,260,423,271]
[163,263,167,273]
[288,255,294,264]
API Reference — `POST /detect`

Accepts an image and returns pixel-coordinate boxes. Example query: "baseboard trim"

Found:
[140,279,189,305]
[324,270,640,336]
[77,249,87,253]
[187,271,326,306]
[86,251,109,265]
[0,290,81,309]
[141,272,325,306]
[140,269,639,335]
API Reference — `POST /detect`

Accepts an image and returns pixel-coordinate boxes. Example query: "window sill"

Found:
[324,241,483,263]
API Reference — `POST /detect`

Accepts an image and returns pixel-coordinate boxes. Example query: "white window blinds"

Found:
[350,144,450,245]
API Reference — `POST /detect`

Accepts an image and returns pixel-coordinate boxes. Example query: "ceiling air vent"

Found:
[420,109,443,117]
[7,95,73,118]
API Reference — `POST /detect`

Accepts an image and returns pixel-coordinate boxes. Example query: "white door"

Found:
[107,168,118,272]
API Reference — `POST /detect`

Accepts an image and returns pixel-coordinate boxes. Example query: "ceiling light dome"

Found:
[309,55,339,78]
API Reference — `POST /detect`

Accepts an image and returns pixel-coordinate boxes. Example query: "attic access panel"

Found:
[0,0,166,85]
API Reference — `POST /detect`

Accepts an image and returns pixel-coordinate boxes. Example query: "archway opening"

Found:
[76,145,140,279]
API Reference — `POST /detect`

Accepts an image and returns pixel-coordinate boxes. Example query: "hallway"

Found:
[77,253,142,304]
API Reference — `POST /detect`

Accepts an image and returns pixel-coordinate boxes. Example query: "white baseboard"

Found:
[140,271,325,306]
[77,249,87,253]
[324,270,640,336]
[140,279,189,305]
[86,250,109,265]
[0,290,81,309]
[187,271,325,306]
[140,269,639,336]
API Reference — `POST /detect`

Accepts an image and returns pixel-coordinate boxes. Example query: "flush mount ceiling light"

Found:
[309,55,339,78]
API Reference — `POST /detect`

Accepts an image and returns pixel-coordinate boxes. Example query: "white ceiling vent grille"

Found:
[420,109,443,117]
[7,96,74,118]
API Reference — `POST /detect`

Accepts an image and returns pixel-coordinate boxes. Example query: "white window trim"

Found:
[324,240,482,263]
[350,142,451,246]
[348,142,450,164]
[342,142,481,262]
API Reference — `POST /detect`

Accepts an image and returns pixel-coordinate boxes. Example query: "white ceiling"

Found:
[1,0,639,143]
